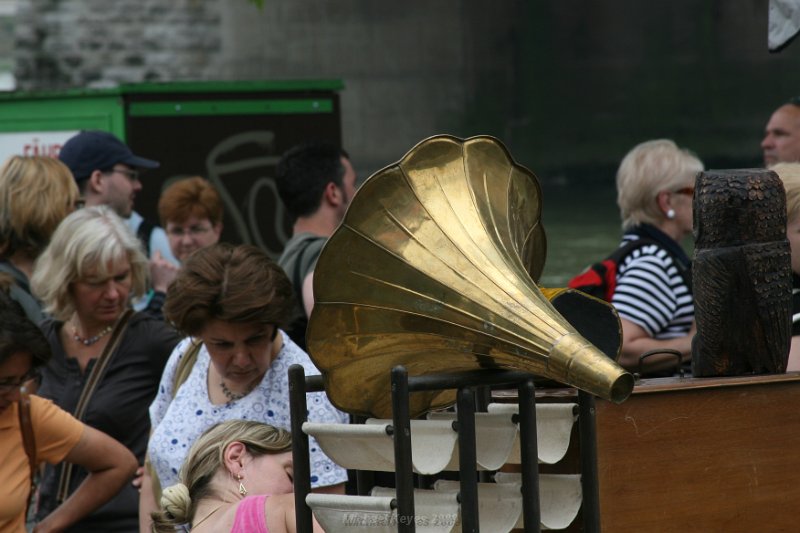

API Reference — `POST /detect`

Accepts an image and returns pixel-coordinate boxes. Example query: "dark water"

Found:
[537,181,622,288]
[536,179,698,288]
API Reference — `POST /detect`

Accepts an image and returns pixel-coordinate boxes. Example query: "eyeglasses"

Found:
[672,186,695,197]
[106,167,140,182]
[167,225,213,238]
[0,369,41,393]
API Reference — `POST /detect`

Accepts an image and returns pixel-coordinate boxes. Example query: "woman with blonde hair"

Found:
[0,155,80,322]
[30,206,180,532]
[613,139,703,375]
[769,162,800,371]
[151,420,322,532]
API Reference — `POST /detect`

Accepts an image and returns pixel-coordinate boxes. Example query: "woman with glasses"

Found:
[140,177,225,318]
[29,206,181,532]
[0,287,137,533]
[0,156,81,323]
[612,139,703,375]
[159,177,223,264]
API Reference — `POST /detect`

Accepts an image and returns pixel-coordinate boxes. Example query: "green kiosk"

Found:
[0,80,343,258]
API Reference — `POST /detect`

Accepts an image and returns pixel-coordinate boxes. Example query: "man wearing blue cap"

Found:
[58,130,178,266]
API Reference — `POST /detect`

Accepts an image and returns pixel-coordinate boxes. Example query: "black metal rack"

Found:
[289,364,601,533]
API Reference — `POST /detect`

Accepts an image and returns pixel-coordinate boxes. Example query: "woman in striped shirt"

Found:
[613,139,703,376]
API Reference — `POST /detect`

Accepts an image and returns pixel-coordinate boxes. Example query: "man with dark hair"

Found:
[275,141,357,349]
[762,97,800,167]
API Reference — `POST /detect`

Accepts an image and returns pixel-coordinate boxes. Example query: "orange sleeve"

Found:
[30,395,85,464]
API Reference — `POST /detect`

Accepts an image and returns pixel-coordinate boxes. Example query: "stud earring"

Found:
[666,208,676,220]
[237,473,248,496]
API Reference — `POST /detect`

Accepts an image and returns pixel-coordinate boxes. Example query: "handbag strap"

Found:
[18,391,36,519]
[56,309,134,503]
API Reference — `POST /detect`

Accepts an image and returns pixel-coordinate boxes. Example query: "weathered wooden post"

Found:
[692,169,792,376]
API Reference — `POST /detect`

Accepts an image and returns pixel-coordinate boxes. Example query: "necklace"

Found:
[192,503,224,529]
[70,322,113,346]
[219,377,259,403]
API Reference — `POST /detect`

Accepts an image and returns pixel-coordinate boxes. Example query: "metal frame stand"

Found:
[289,364,601,533]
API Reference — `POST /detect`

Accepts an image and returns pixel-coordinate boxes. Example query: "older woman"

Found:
[30,206,181,532]
[140,243,347,531]
[158,176,223,264]
[151,420,323,533]
[613,139,703,375]
[0,289,137,533]
[0,155,80,322]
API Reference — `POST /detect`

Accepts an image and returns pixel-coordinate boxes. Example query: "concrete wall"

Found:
[12,0,800,181]
[12,0,518,177]
[212,1,518,173]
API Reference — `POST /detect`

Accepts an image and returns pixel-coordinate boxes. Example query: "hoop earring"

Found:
[237,473,248,496]
[666,208,676,220]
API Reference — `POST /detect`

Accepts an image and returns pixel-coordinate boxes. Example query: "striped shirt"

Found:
[611,233,694,339]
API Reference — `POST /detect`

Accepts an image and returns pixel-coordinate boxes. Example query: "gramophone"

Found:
[306,135,633,418]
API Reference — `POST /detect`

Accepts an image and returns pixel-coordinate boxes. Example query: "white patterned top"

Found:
[148,333,349,489]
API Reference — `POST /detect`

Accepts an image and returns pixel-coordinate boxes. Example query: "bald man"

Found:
[762,99,800,167]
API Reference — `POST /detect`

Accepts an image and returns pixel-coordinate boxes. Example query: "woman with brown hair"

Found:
[143,177,224,317]
[158,176,223,264]
[0,288,137,533]
[139,243,347,532]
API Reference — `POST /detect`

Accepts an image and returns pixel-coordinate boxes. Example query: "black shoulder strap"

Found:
[607,238,658,263]
[614,237,692,293]
[136,219,155,257]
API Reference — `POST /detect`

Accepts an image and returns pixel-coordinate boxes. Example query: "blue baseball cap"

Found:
[59,130,160,182]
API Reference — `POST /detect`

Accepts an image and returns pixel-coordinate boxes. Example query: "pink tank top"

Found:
[231,494,270,533]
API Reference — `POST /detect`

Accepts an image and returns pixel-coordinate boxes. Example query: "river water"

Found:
[537,180,623,288]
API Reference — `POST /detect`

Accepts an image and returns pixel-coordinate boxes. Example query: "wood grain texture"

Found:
[595,375,800,532]
[692,169,792,375]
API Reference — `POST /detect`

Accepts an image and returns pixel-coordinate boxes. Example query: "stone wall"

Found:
[11,0,518,176]
[14,0,221,89]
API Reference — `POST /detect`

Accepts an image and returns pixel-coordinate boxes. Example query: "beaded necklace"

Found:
[70,322,113,346]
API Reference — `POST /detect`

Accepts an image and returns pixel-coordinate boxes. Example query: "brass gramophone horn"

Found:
[307,135,633,418]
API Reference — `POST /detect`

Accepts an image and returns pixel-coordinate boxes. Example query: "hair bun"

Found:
[161,483,191,522]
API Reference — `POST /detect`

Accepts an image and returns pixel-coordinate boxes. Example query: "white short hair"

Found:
[616,139,704,230]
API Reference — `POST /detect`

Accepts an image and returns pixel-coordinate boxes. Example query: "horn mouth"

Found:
[547,333,634,403]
